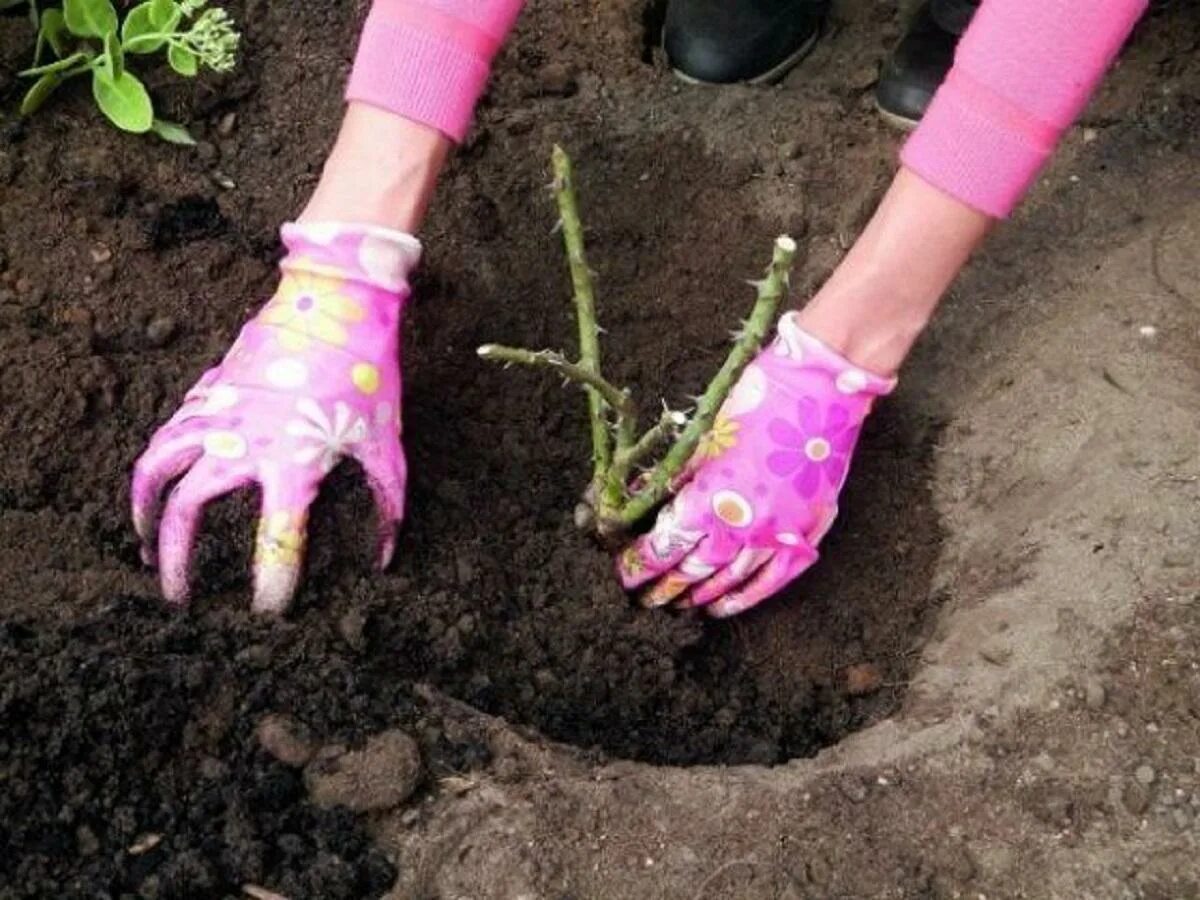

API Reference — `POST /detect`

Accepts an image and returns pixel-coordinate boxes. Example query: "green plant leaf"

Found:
[121,2,161,52]
[91,69,153,132]
[20,50,89,77]
[21,72,63,116]
[150,117,196,145]
[35,8,68,60]
[95,30,124,81]
[167,43,196,76]
[63,0,118,38]
[149,0,180,30]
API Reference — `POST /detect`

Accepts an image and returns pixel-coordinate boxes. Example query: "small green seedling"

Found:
[18,0,239,141]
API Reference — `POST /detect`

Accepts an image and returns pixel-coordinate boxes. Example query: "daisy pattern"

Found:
[648,502,704,560]
[286,398,368,472]
[260,268,364,351]
[255,510,305,568]
[696,412,740,460]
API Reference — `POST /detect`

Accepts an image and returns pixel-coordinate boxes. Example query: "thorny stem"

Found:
[478,147,796,543]
[476,345,637,424]
[612,235,797,531]
[551,145,613,501]
[607,406,687,501]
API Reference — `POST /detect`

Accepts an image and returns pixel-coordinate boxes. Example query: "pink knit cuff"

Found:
[347,0,523,142]
[901,68,1058,219]
[900,0,1146,218]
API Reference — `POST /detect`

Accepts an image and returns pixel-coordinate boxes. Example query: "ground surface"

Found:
[1,1,1198,898]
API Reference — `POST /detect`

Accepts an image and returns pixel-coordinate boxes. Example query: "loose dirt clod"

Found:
[256,714,316,767]
[305,730,423,812]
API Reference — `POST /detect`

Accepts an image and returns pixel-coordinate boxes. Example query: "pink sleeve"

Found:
[346,0,525,142]
[901,0,1147,218]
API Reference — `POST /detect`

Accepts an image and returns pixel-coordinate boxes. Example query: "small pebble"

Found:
[338,609,367,650]
[242,886,288,900]
[90,245,113,264]
[979,638,1013,666]
[256,714,316,767]
[1122,782,1151,815]
[844,662,883,696]
[217,112,238,136]
[1173,808,1193,831]
[1083,677,1106,710]
[211,171,237,190]
[76,824,100,856]
[837,777,868,803]
[128,833,161,855]
[145,316,177,347]
[533,62,577,97]
[196,141,219,164]
[1135,764,1156,785]
[1083,127,1099,143]
[778,139,801,160]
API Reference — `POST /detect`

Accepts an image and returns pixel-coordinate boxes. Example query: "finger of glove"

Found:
[616,500,705,590]
[642,537,732,608]
[131,431,205,560]
[354,440,407,570]
[251,469,320,616]
[678,547,775,609]
[157,459,254,606]
[706,549,816,619]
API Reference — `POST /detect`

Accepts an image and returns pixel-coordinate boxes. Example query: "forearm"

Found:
[299,0,524,232]
[798,0,1146,376]
[298,103,450,232]
[795,167,989,375]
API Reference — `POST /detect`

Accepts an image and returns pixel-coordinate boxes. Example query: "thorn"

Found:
[550,218,564,234]
[596,325,608,335]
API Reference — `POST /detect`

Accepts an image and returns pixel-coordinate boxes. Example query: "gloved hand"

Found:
[132,222,421,613]
[617,312,895,617]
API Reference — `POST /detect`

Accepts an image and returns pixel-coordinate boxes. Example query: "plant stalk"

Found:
[609,235,797,532]
[551,144,614,500]
[476,345,637,424]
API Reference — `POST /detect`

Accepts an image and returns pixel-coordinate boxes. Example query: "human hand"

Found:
[132,222,421,613]
[617,312,895,617]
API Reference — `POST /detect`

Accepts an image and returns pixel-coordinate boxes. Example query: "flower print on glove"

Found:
[131,222,421,614]
[617,312,896,617]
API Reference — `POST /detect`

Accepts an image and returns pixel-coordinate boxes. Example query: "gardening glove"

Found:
[617,312,895,617]
[132,222,421,613]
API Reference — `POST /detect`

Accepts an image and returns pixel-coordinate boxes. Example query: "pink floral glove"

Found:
[617,312,896,617]
[132,222,421,613]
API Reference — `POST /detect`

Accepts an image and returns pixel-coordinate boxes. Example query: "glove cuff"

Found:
[760,311,899,399]
[279,221,423,294]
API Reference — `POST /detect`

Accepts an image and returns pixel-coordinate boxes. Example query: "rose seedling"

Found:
[479,146,796,540]
[18,0,239,141]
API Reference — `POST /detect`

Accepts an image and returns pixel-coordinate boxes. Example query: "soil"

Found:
[2,1,1199,899]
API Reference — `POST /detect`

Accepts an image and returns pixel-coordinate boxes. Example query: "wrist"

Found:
[792,262,932,376]
[299,103,451,233]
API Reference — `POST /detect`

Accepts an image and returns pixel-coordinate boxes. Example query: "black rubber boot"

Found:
[875,0,978,130]
[663,0,827,85]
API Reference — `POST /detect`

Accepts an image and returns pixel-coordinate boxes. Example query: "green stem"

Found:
[551,145,614,498]
[477,344,637,424]
[607,406,687,499]
[613,235,798,531]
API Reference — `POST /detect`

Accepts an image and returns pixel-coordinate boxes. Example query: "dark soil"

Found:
[0,0,949,896]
